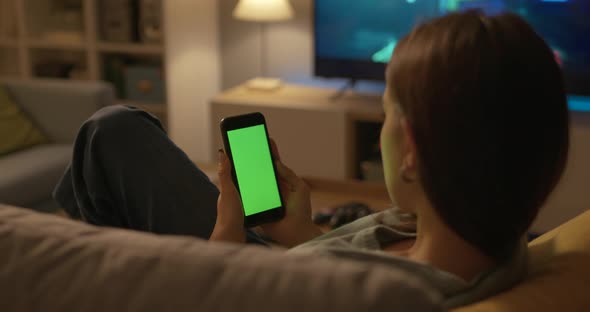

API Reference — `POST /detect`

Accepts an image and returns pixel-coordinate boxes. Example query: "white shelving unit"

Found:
[0,0,167,122]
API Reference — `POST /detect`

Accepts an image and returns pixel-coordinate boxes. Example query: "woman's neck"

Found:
[407,206,496,282]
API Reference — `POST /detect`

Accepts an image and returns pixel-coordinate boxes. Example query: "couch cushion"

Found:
[0,204,442,312]
[2,79,113,143]
[0,144,71,207]
[0,86,48,155]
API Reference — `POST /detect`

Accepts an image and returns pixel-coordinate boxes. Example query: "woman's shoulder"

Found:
[290,207,416,252]
[375,207,417,232]
[314,206,416,240]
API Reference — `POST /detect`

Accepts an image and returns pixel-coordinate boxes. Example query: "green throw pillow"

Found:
[0,86,48,156]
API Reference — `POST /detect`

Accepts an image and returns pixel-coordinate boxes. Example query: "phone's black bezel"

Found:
[220,112,285,228]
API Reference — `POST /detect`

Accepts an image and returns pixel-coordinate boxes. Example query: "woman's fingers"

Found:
[275,160,303,191]
[270,138,281,161]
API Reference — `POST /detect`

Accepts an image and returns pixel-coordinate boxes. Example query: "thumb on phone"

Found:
[275,160,306,192]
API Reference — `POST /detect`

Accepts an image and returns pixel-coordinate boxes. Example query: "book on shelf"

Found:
[99,0,162,44]
[99,0,140,42]
[46,0,84,41]
[139,0,163,44]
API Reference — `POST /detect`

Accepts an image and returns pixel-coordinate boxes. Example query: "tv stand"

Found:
[330,79,358,100]
[211,83,384,181]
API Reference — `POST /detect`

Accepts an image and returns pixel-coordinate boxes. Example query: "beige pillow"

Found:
[0,86,48,156]
[454,210,590,312]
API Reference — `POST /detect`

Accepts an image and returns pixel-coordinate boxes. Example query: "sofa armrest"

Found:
[454,210,590,312]
[1,79,115,143]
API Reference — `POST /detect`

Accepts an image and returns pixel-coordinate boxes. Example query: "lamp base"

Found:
[245,77,283,91]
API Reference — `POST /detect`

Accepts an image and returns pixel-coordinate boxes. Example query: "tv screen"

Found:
[314,0,590,96]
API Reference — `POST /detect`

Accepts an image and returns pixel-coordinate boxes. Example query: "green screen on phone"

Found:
[227,124,282,216]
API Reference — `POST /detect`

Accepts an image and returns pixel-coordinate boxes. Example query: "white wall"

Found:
[218,0,312,89]
[218,0,261,89]
[219,0,384,92]
[165,0,221,163]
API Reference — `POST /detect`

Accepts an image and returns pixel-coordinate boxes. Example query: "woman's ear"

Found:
[400,118,418,174]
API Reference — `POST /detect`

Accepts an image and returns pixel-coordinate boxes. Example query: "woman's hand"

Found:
[260,140,323,247]
[209,149,246,243]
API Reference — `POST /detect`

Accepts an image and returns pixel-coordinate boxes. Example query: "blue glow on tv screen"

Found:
[314,0,590,99]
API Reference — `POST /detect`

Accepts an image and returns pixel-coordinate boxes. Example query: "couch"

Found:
[0,203,588,311]
[0,203,442,312]
[0,79,114,212]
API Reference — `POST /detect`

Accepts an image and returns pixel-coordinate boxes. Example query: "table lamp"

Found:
[233,0,294,90]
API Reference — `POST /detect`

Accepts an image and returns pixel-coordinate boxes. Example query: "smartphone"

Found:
[220,112,285,227]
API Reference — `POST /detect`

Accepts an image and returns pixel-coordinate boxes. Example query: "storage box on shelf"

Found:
[101,52,166,124]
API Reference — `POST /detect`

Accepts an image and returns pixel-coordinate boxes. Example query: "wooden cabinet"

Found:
[211,83,384,181]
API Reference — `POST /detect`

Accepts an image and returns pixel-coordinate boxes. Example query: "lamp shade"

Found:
[233,0,294,22]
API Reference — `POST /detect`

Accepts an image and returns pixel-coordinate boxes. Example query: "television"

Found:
[314,0,590,96]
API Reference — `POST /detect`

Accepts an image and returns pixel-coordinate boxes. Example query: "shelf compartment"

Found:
[30,48,88,80]
[25,39,86,51]
[0,0,18,41]
[0,47,20,77]
[96,0,163,45]
[98,42,163,55]
[101,53,165,101]
[354,121,384,181]
[24,0,86,43]
[0,38,18,47]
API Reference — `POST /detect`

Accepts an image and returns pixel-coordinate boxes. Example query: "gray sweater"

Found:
[289,208,527,309]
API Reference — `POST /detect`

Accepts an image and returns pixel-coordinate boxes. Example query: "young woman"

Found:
[54,10,569,308]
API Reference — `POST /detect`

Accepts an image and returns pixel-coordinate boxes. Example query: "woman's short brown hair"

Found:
[387,10,569,261]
